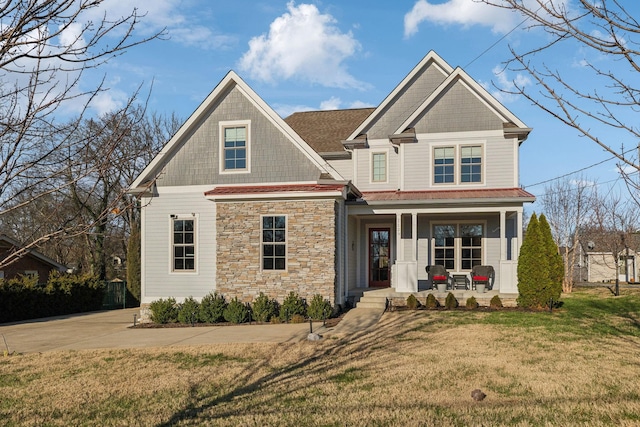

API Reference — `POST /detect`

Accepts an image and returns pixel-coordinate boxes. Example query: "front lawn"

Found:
[2,286,639,426]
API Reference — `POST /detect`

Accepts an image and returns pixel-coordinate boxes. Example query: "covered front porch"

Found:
[342,197,528,302]
[348,286,519,310]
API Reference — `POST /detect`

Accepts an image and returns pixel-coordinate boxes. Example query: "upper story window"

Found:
[173,217,195,272]
[262,215,286,270]
[434,147,455,184]
[220,120,250,173]
[461,146,482,183]
[433,145,483,185]
[371,152,387,183]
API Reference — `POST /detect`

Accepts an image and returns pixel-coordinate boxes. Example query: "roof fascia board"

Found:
[345,51,454,141]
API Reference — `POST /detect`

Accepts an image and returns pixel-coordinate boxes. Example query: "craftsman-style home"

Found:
[129,51,535,308]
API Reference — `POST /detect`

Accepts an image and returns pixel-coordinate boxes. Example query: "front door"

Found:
[369,228,391,287]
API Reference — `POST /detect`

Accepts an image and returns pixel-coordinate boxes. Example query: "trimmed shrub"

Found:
[290,314,306,324]
[444,292,458,310]
[178,296,200,324]
[490,295,503,309]
[279,291,306,322]
[199,292,227,323]
[406,294,419,310]
[466,296,478,310]
[252,292,279,323]
[425,293,440,309]
[307,294,332,320]
[223,297,251,324]
[149,298,178,324]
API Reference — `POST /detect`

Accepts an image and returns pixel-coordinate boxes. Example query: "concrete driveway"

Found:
[0,309,316,354]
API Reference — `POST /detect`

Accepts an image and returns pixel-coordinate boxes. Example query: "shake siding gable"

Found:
[412,81,503,134]
[157,85,323,187]
[366,65,448,139]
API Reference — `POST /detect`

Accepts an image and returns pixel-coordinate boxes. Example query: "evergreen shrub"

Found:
[252,292,279,323]
[279,291,306,322]
[178,296,200,324]
[223,297,251,324]
[490,295,503,309]
[466,296,478,310]
[199,292,227,323]
[444,292,458,309]
[406,294,419,310]
[308,294,332,320]
[425,293,440,309]
[149,298,178,324]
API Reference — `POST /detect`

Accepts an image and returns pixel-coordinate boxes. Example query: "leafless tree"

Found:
[541,175,595,292]
[583,189,640,295]
[479,0,640,186]
[0,1,164,268]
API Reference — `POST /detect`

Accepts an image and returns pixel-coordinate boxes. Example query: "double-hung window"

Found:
[220,120,250,173]
[371,152,387,183]
[461,146,482,183]
[173,217,195,271]
[262,215,286,270]
[433,145,483,185]
[433,223,483,271]
[434,147,455,184]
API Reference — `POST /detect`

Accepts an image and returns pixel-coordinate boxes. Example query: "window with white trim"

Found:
[433,223,483,271]
[262,215,286,270]
[433,145,483,185]
[173,218,195,271]
[371,152,387,183]
[434,147,455,184]
[461,145,482,183]
[220,121,250,173]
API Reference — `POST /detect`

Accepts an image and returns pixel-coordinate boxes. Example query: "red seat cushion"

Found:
[473,276,488,281]
[432,275,447,281]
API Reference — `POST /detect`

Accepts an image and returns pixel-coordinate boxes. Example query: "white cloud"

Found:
[320,97,342,110]
[239,2,365,89]
[403,0,576,37]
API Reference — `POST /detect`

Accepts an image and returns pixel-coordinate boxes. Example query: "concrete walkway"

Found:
[323,308,385,337]
[0,309,315,354]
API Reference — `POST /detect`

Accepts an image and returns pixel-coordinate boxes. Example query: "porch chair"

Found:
[426,265,450,290]
[471,265,496,290]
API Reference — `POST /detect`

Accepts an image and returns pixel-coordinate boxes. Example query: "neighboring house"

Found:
[0,235,68,281]
[565,241,638,284]
[129,51,535,308]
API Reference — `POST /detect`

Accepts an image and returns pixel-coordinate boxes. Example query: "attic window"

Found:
[220,120,251,173]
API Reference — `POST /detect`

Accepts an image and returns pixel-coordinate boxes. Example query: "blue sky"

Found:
[77,0,639,202]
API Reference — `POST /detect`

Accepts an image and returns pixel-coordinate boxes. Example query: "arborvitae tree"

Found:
[517,213,551,308]
[126,220,141,306]
[538,213,563,301]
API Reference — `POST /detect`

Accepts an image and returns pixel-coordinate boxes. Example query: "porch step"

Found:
[355,293,388,310]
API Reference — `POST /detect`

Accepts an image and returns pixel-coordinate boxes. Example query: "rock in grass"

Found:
[307,333,322,341]
[471,389,486,401]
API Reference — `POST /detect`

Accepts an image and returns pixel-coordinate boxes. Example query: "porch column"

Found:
[500,210,507,261]
[395,212,418,292]
[396,213,403,261]
[411,213,418,262]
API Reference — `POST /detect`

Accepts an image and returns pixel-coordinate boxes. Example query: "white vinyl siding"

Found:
[141,187,216,303]
[401,131,517,191]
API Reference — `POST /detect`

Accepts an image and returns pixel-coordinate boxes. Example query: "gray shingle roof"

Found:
[284,108,375,154]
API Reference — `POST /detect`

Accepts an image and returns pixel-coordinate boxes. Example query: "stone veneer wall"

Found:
[216,199,338,305]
